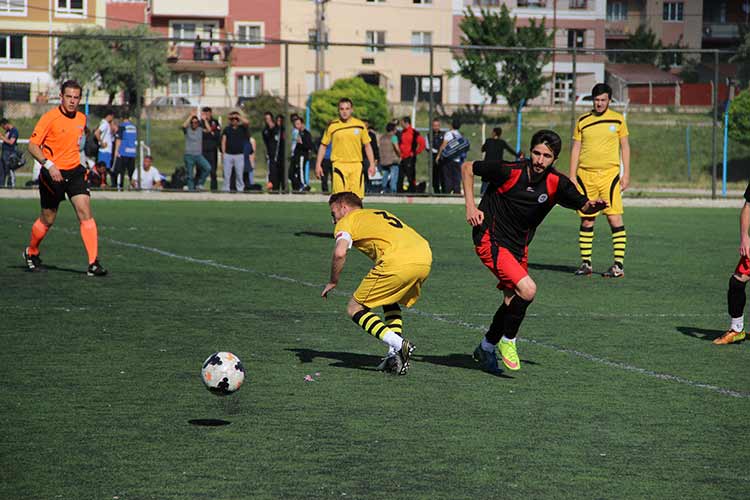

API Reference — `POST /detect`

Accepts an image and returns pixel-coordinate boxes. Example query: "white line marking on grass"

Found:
[25,223,748,400]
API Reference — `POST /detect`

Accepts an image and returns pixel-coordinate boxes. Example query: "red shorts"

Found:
[475,231,528,290]
[735,256,750,276]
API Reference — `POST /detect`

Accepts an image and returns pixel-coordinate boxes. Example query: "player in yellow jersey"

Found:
[315,98,376,199]
[570,83,630,278]
[321,192,432,375]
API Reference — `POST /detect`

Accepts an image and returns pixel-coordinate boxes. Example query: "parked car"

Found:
[148,96,199,107]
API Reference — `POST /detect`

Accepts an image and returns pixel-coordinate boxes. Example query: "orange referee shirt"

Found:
[29,106,86,170]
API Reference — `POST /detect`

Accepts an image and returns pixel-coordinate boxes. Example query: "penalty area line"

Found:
[105,236,750,400]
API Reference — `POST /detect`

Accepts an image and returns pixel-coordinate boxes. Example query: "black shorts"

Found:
[39,165,90,210]
[114,156,136,178]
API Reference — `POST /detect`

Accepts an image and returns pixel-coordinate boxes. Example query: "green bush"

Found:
[309,77,388,133]
[728,89,750,143]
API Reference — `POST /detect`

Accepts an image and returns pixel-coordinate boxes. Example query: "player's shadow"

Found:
[415,353,516,379]
[676,326,726,342]
[527,262,579,274]
[188,419,231,427]
[9,264,85,275]
[294,231,332,239]
[288,348,380,372]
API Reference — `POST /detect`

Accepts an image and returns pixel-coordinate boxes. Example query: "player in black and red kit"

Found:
[462,130,607,374]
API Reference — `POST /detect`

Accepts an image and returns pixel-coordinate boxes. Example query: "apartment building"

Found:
[605,0,703,52]
[280,0,454,108]
[0,0,106,102]
[452,0,606,105]
[702,0,746,50]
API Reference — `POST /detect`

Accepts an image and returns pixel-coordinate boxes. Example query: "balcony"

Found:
[517,0,546,7]
[151,0,227,17]
[702,23,741,40]
[166,44,229,72]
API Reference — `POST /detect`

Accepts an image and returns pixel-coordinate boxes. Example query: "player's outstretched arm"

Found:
[462,161,484,226]
[580,199,609,215]
[322,239,349,298]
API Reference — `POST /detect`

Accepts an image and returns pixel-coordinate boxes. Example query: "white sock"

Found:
[731,317,744,333]
[481,338,496,352]
[381,331,404,352]
[501,335,516,344]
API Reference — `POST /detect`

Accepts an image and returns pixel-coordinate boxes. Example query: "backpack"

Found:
[84,132,99,158]
[410,129,426,155]
[442,133,470,160]
[7,148,27,170]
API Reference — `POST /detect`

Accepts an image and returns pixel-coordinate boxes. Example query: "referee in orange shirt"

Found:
[22,80,107,276]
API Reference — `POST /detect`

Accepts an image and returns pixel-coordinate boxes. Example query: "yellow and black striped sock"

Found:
[611,225,626,268]
[579,224,594,264]
[383,304,403,336]
[352,310,393,341]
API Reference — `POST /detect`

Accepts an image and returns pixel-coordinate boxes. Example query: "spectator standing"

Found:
[290,115,314,191]
[437,118,466,194]
[113,112,137,190]
[95,110,114,172]
[317,139,333,193]
[362,119,379,193]
[274,114,286,190]
[241,136,257,190]
[397,116,425,193]
[181,113,211,191]
[0,118,19,188]
[378,122,400,194]
[201,107,221,191]
[262,112,281,191]
[131,155,162,190]
[429,119,445,194]
[481,126,519,194]
[221,110,250,192]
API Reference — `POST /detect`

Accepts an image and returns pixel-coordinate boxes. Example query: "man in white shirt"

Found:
[95,110,115,172]
[131,155,162,190]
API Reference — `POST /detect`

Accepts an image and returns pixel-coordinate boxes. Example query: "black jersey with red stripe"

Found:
[472,159,587,259]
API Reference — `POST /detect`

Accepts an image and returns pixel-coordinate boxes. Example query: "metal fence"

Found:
[1,31,743,197]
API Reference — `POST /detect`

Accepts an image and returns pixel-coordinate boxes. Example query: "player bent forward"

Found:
[321,192,432,375]
[462,130,607,374]
[716,181,750,345]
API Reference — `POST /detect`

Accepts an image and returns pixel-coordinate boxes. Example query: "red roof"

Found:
[606,64,682,84]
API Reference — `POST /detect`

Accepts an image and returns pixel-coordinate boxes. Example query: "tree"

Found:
[309,77,388,133]
[54,26,169,106]
[240,92,289,126]
[728,89,750,144]
[452,6,552,111]
[614,25,662,65]
[731,32,750,87]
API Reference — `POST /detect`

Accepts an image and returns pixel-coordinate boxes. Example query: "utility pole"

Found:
[315,0,321,91]
[314,0,328,91]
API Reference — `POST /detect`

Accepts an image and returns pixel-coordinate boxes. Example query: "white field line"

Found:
[98,235,748,400]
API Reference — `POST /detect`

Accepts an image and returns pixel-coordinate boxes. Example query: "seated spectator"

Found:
[167,43,179,62]
[131,155,163,190]
[89,160,108,188]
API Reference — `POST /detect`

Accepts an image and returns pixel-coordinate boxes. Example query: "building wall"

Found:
[106,1,148,30]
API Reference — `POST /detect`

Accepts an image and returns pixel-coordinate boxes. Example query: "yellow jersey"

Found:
[334,209,432,267]
[321,117,370,164]
[573,108,629,170]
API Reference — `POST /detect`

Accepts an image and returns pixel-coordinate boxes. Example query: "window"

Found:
[553,73,574,104]
[56,0,84,16]
[0,34,24,66]
[401,75,442,103]
[0,0,25,15]
[569,0,586,8]
[237,74,261,97]
[473,0,500,5]
[236,23,263,48]
[413,0,432,4]
[365,31,385,53]
[663,2,683,21]
[607,1,628,21]
[567,29,585,48]
[169,73,201,96]
[366,0,384,2]
[171,21,219,46]
[517,0,546,7]
[411,31,432,53]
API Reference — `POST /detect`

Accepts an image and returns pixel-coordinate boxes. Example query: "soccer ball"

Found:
[201,351,245,396]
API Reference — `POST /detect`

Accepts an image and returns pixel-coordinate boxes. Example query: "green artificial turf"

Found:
[1,199,748,499]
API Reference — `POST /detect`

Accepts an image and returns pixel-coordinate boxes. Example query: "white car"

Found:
[148,96,199,107]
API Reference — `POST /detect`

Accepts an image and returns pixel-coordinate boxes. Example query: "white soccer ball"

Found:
[201,351,245,396]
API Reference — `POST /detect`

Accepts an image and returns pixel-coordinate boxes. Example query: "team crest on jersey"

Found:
[537,193,548,203]
[353,129,360,135]
[609,125,617,132]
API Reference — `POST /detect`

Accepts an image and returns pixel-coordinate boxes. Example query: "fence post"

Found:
[515,99,525,155]
[428,46,434,194]
[711,50,719,199]
[283,41,290,194]
[723,99,730,197]
[569,44,577,142]
[686,124,691,181]
[134,38,143,190]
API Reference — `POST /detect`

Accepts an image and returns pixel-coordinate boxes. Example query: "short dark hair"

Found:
[144,155,153,160]
[451,118,461,130]
[386,122,396,133]
[103,108,114,118]
[202,106,212,112]
[263,111,273,118]
[338,97,353,107]
[0,118,8,126]
[591,83,612,99]
[329,191,363,209]
[401,116,411,125]
[530,129,562,159]
[492,127,503,137]
[60,80,82,95]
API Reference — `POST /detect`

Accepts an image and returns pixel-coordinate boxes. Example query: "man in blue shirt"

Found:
[0,118,19,188]
[113,112,137,190]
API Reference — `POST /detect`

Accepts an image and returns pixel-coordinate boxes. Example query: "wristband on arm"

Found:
[43,159,55,170]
